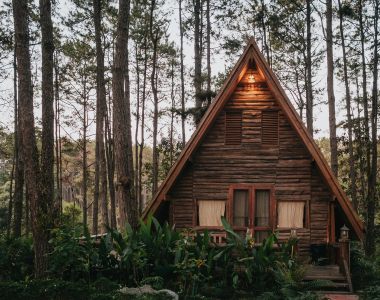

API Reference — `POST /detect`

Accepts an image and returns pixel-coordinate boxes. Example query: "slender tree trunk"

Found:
[338,0,358,211]
[40,0,55,223]
[134,44,140,216]
[358,0,370,194]
[54,54,60,213]
[93,0,108,233]
[150,1,159,198]
[82,88,87,229]
[260,0,270,63]
[25,183,29,236]
[194,0,202,125]
[179,0,186,145]
[206,0,211,107]
[12,45,24,238]
[365,0,378,258]
[7,151,14,238]
[170,59,175,167]
[306,0,313,136]
[356,78,366,206]
[113,0,138,228]
[13,91,24,238]
[105,107,117,229]
[326,0,337,177]
[139,36,147,215]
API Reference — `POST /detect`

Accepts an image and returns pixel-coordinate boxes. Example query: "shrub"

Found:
[350,242,380,290]
[359,284,380,300]
[0,234,34,281]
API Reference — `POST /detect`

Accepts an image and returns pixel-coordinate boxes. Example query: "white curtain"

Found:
[277,202,305,228]
[233,190,248,226]
[198,201,225,226]
[255,190,270,227]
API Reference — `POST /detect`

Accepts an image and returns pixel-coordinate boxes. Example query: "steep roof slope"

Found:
[142,37,365,240]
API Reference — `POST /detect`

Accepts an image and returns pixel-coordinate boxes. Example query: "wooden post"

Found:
[339,238,350,274]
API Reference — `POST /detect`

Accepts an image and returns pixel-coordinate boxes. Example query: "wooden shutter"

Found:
[261,111,279,145]
[225,112,242,145]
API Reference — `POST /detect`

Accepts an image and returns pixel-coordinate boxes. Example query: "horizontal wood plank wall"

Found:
[167,63,330,254]
[311,167,329,244]
[171,166,193,229]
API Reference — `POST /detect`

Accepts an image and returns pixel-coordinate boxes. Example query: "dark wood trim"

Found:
[229,184,275,237]
[330,203,336,243]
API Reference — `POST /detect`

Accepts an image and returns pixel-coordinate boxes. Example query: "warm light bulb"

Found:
[248,75,255,83]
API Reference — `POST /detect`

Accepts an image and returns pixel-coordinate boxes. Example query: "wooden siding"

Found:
[168,62,331,254]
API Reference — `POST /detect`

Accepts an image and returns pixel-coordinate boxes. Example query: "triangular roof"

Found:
[142,37,365,240]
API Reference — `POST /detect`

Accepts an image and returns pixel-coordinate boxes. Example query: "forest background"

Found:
[0,0,379,279]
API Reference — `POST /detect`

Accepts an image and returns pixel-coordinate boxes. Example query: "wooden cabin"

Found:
[142,37,364,260]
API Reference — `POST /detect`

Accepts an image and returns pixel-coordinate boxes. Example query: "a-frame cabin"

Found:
[142,37,364,258]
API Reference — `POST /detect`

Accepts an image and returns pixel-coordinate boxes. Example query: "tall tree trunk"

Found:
[260,0,270,63]
[54,54,61,213]
[306,0,313,136]
[93,0,108,233]
[170,59,175,167]
[358,0,370,200]
[365,0,378,258]
[40,0,55,221]
[179,0,186,145]
[7,49,18,237]
[105,107,117,229]
[150,1,159,198]
[194,0,202,125]
[13,93,24,238]
[338,0,358,211]
[113,0,138,228]
[82,91,87,229]
[134,44,140,216]
[13,0,52,279]
[139,35,147,215]
[25,183,29,236]
[206,0,211,107]
[326,0,337,177]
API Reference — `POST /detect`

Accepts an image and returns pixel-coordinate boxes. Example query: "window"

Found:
[225,111,242,145]
[277,202,305,228]
[197,200,226,227]
[228,185,275,243]
[262,111,279,145]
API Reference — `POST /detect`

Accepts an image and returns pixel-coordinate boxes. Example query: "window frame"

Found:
[228,184,276,236]
[193,199,227,230]
[276,200,310,230]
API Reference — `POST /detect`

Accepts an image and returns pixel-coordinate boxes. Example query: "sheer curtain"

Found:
[277,202,305,228]
[233,190,248,226]
[255,190,270,227]
[198,201,225,226]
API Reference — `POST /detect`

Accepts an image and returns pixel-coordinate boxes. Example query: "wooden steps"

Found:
[303,265,353,294]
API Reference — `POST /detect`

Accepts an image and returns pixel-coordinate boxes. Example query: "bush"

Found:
[0,234,34,281]
[350,242,380,290]
[359,284,380,300]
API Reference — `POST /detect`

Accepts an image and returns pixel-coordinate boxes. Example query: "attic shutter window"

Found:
[262,111,279,145]
[225,112,242,145]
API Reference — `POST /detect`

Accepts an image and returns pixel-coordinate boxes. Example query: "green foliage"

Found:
[0,280,92,300]
[359,284,380,300]
[140,277,164,290]
[350,242,380,290]
[62,203,83,226]
[0,234,34,281]
[48,223,118,282]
